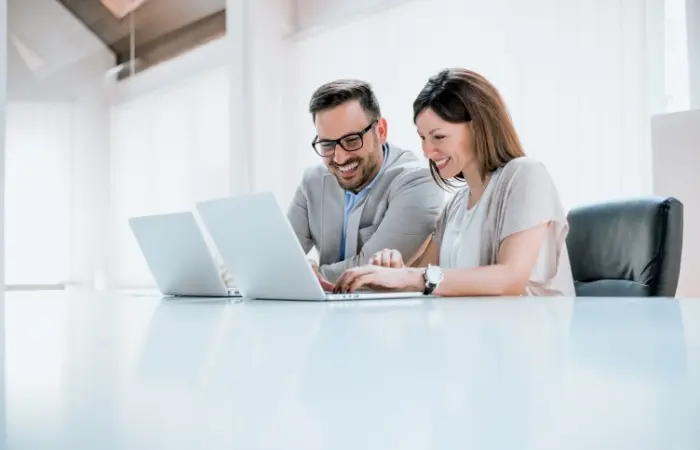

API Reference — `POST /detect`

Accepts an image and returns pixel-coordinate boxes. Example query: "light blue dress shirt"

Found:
[339,145,388,260]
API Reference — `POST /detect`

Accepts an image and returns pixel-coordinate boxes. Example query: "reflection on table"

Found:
[3,291,699,450]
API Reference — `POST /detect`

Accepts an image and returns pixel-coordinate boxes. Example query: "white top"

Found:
[435,158,575,296]
[440,169,502,269]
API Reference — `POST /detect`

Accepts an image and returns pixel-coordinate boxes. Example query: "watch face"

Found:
[426,265,443,284]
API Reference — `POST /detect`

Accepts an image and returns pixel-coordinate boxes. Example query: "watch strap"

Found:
[423,269,437,295]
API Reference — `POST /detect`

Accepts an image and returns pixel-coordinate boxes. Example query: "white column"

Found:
[651,109,700,297]
[70,52,114,289]
[227,0,297,203]
[0,0,7,442]
[0,0,6,286]
[227,0,254,195]
[687,0,700,108]
[647,0,668,115]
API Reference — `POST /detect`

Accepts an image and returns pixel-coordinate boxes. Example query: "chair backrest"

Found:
[566,197,683,297]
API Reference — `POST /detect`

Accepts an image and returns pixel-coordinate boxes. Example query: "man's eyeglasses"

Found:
[311,121,377,157]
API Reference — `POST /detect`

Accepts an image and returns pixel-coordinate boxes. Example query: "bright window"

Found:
[5,102,72,285]
[109,66,230,287]
[664,0,691,112]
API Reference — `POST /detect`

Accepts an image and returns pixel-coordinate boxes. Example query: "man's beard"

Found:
[331,156,379,192]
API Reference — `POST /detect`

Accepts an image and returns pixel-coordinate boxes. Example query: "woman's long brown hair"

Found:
[413,68,525,190]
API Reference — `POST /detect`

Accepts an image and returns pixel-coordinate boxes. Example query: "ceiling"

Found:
[58,0,226,60]
[8,0,111,99]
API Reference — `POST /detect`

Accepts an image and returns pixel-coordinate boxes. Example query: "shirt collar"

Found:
[347,144,388,199]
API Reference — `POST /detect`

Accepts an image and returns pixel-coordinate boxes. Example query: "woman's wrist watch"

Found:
[423,265,444,295]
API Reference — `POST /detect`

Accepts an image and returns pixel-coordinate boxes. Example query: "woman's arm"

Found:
[432,223,549,296]
[337,161,564,296]
[407,234,439,267]
[335,223,549,295]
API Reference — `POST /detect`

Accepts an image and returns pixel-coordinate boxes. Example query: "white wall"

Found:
[1,0,8,441]
[1,0,8,292]
[108,39,232,288]
[651,109,700,298]
[107,0,682,287]
[226,0,254,196]
[666,0,691,112]
[6,0,115,287]
[107,38,232,289]
[109,63,230,287]
[5,103,72,285]
[688,0,700,108]
[69,52,114,289]
[226,0,296,204]
[294,0,412,32]
[247,0,297,204]
[290,0,666,212]
[108,0,298,288]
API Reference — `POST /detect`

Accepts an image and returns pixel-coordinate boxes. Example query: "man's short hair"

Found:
[308,79,381,122]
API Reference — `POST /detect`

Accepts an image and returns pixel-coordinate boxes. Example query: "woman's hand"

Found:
[333,265,424,293]
[369,248,405,268]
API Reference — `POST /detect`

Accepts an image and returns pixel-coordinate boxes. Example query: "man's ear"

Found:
[376,117,388,144]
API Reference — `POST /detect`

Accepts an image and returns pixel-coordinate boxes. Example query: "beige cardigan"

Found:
[432,157,575,296]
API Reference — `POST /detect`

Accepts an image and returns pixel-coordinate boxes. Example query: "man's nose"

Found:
[333,146,352,165]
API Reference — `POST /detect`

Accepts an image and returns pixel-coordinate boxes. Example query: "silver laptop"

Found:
[129,211,241,298]
[195,191,425,301]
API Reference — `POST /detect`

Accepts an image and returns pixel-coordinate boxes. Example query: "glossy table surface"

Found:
[2,290,700,450]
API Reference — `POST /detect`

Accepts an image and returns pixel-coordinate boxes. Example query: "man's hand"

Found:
[369,248,405,268]
[333,265,424,293]
[309,260,334,291]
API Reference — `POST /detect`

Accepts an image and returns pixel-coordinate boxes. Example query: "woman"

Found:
[333,68,575,297]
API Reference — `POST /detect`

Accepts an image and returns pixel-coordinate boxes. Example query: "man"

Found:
[288,79,444,288]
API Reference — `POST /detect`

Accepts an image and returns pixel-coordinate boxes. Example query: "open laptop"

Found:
[195,191,425,301]
[129,211,241,298]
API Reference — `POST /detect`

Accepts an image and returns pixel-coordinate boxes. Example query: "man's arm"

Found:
[286,179,314,255]
[319,170,444,281]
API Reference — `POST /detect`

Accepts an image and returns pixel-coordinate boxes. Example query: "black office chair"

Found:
[566,196,683,297]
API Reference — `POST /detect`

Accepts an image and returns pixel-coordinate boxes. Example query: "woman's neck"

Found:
[462,164,487,208]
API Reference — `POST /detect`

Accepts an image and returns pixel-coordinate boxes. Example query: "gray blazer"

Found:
[287,142,445,282]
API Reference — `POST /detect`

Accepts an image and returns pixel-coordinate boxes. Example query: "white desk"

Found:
[3,290,700,449]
